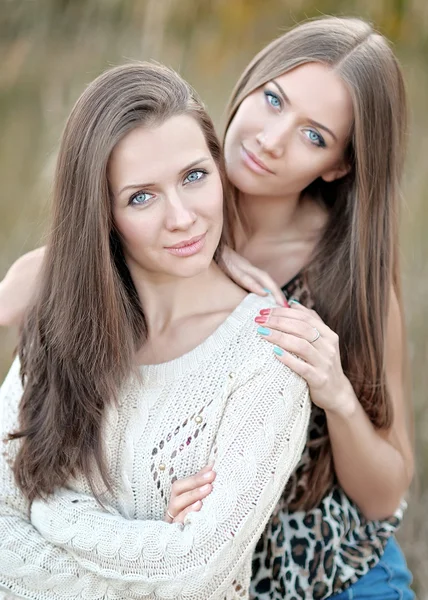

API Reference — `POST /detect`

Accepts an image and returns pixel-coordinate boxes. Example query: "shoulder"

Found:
[229,294,309,397]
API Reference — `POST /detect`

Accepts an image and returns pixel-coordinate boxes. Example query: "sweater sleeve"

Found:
[31,357,310,599]
[0,359,125,599]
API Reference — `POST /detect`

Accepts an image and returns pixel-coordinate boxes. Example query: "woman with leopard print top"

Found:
[0,16,415,600]
[222,17,414,600]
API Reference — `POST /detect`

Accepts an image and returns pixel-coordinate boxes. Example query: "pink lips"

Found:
[241,145,274,174]
[165,233,206,257]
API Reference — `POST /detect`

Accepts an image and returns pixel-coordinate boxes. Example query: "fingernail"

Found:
[200,484,211,492]
[273,346,284,356]
[257,326,271,336]
[263,288,271,294]
[283,299,290,308]
[259,308,271,316]
[255,316,267,324]
[202,471,213,479]
[290,299,301,305]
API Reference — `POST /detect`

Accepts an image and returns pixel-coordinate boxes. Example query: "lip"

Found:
[241,144,274,174]
[165,233,206,257]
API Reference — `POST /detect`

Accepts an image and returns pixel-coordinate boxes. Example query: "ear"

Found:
[321,160,352,183]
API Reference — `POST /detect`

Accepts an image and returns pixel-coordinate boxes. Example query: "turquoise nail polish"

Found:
[290,298,301,305]
[263,288,271,294]
[257,326,271,336]
[273,346,284,356]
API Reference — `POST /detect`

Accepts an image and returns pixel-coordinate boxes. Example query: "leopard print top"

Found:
[249,271,405,600]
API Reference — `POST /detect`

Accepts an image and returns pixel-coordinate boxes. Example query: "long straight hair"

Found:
[12,62,229,501]
[224,17,408,509]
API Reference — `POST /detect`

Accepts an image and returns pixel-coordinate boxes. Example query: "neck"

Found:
[238,191,302,244]
[129,261,229,336]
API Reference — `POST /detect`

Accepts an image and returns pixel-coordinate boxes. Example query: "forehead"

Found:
[109,115,209,189]
[274,62,354,139]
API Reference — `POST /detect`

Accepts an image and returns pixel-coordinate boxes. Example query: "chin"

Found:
[228,168,266,196]
[165,252,215,280]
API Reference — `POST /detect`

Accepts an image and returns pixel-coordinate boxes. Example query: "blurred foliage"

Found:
[0,0,427,596]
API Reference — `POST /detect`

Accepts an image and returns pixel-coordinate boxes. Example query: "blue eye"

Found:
[184,169,207,184]
[304,129,326,148]
[264,90,281,110]
[129,191,154,206]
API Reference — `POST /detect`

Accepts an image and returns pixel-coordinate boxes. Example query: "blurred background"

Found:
[0,0,427,596]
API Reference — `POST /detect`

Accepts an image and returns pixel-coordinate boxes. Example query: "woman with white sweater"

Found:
[0,62,310,599]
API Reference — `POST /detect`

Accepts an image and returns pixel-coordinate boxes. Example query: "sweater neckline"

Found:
[138,293,261,383]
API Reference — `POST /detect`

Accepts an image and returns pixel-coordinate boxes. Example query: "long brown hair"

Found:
[12,62,229,502]
[224,17,408,509]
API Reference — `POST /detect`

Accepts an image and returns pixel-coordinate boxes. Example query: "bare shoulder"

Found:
[0,246,46,327]
[9,247,46,271]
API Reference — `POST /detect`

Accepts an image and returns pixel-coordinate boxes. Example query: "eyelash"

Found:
[128,169,209,206]
[183,168,208,184]
[264,89,282,110]
[263,88,327,149]
[304,130,326,148]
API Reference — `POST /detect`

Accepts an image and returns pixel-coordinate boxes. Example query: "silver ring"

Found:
[310,327,321,343]
[167,509,175,521]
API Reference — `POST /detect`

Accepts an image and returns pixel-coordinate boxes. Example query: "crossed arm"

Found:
[0,357,310,599]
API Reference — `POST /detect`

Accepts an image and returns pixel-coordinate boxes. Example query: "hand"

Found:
[222,246,286,306]
[255,301,356,416]
[164,465,216,524]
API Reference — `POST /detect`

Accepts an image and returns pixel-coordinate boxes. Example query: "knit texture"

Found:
[0,293,310,599]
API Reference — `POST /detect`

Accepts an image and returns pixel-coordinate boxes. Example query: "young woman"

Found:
[0,16,415,600]
[149,16,416,599]
[0,63,311,599]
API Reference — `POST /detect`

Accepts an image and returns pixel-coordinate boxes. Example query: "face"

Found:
[224,62,354,198]
[109,115,224,282]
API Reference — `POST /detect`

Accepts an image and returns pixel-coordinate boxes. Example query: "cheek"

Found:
[114,212,157,254]
[199,175,224,221]
[224,101,255,152]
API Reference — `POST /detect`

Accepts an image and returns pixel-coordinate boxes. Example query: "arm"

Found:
[324,290,413,519]
[0,247,45,327]
[0,359,132,599]
[31,360,310,597]
[256,291,413,520]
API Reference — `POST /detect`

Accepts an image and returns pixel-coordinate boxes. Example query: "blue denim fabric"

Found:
[330,537,414,599]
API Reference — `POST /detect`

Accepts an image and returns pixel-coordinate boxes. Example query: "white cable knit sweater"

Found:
[0,293,310,600]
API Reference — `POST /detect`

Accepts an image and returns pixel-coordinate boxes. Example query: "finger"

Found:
[272,346,316,383]
[256,314,320,342]
[169,482,213,517]
[264,306,332,337]
[170,469,216,497]
[236,271,271,296]
[257,328,320,364]
[289,300,323,322]
[173,500,202,525]
[198,464,214,475]
[250,272,286,306]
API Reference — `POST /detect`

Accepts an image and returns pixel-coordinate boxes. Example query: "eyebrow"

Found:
[118,156,211,196]
[271,80,338,142]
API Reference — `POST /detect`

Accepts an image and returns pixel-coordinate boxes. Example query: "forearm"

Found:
[326,381,411,520]
[0,514,127,599]
[32,364,310,597]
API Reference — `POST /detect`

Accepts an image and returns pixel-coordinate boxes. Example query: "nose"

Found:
[256,122,288,159]
[164,190,197,232]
